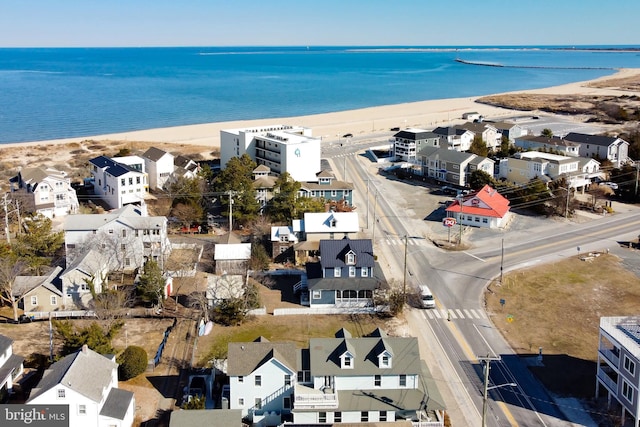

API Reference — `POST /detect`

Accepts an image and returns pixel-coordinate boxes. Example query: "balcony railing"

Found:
[294,384,338,409]
[597,370,618,392]
[599,348,620,366]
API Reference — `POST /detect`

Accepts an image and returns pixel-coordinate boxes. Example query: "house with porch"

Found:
[9,166,79,219]
[303,238,382,309]
[0,334,24,403]
[293,212,360,265]
[419,147,495,187]
[392,128,440,162]
[564,132,630,168]
[227,329,446,426]
[298,170,354,207]
[431,126,475,152]
[27,344,135,427]
[500,151,585,189]
[445,185,511,229]
[64,204,170,273]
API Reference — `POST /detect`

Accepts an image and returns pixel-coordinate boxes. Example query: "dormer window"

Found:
[329,218,337,228]
[340,352,354,369]
[345,250,356,265]
[379,351,392,368]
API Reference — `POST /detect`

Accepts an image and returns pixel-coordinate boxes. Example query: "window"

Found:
[334,267,341,277]
[51,296,57,305]
[122,229,127,237]
[349,266,356,277]
[129,178,133,185]
[238,398,244,406]
[361,411,368,422]
[361,268,368,277]
[238,376,243,383]
[283,396,291,409]
[255,398,262,409]
[108,229,114,234]
[382,355,390,367]
[380,410,387,422]
[57,388,65,398]
[399,374,407,387]
[67,244,76,249]
[121,178,125,186]
[285,374,291,386]
[144,242,151,248]
[483,218,488,224]
[312,290,321,299]
[80,283,89,292]
[136,177,141,184]
[346,252,355,265]
[31,296,37,306]
[78,405,86,415]
[125,258,131,266]
[624,356,636,376]
[344,356,351,367]
[121,243,126,250]
[334,412,341,422]
[374,375,381,387]
[331,190,337,197]
[255,375,261,386]
[319,412,326,423]
[623,380,634,402]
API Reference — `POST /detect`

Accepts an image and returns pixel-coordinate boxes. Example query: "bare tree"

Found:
[0,259,28,322]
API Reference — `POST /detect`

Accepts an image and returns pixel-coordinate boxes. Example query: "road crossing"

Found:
[421,308,487,321]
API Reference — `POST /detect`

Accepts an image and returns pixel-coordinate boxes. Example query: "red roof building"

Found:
[445,185,510,228]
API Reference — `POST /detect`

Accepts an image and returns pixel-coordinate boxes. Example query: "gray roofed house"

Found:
[13,267,63,313]
[432,126,475,151]
[28,344,135,427]
[64,204,170,273]
[419,147,494,187]
[170,409,243,427]
[303,238,383,309]
[292,329,446,425]
[142,147,174,190]
[89,155,148,209]
[514,134,581,157]
[60,249,109,309]
[564,132,630,168]
[392,128,440,162]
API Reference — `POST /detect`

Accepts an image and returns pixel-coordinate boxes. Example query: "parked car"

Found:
[342,133,353,138]
[390,127,400,131]
[599,182,619,190]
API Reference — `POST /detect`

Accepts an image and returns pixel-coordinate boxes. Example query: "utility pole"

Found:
[403,235,408,302]
[565,183,571,218]
[458,193,464,245]
[479,355,501,427]
[366,179,370,229]
[2,194,10,243]
[635,163,639,198]
[227,191,235,232]
[372,191,378,245]
[499,238,504,286]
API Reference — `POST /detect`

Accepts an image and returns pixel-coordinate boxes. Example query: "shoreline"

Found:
[2,67,640,151]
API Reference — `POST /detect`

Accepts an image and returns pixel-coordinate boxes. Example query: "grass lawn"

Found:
[195,313,399,366]
[485,252,640,398]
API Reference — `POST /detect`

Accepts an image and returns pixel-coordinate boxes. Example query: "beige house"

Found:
[13,267,63,313]
[501,152,583,188]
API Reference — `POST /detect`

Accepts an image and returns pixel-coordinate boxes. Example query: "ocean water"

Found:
[1,45,640,144]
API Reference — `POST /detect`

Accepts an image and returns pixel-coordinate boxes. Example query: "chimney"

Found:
[82,344,88,354]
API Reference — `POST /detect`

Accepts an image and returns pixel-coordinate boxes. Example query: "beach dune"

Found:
[3,68,640,151]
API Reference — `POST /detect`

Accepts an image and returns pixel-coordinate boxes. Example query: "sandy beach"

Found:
[2,67,640,153]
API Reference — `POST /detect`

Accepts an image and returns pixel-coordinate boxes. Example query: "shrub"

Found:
[117,346,148,380]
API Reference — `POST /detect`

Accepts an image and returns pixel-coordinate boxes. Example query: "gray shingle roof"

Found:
[417,147,479,164]
[0,334,13,355]
[99,387,134,420]
[564,132,625,147]
[227,341,298,376]
[309,333,421,377]
[142,147,170,162]
[28,346,117,403]
[319,239,374,268]
[393,129,439,140]
[64,204,165,232]
[13,266,63,297]
[170,409,243,427]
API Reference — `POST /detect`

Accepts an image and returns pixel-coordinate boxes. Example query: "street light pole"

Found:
[478,355,514,427]
[372,191,378,244]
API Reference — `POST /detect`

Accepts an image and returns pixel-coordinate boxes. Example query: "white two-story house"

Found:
[9,166,79,219]
[142,147,174,190]
[227,329,446,426]
[565,132,630,169]
[89,155,148,210]
[64,204,170,273]
[28,345,135,427]
[432,126,475,152]
[0,334,24,403]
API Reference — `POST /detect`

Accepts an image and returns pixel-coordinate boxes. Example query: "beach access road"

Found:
[326,147,640,426]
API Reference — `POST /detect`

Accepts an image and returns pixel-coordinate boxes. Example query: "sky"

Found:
[1,0,638,48]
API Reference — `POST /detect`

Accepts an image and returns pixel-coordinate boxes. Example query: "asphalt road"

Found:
[325,145,640,427]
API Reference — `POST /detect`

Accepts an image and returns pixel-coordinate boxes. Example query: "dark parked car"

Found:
[18,314,33,323]
[390,127,400,131]
[342,133,353,138]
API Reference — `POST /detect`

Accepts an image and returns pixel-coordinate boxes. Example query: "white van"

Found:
[419,285,435,309]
